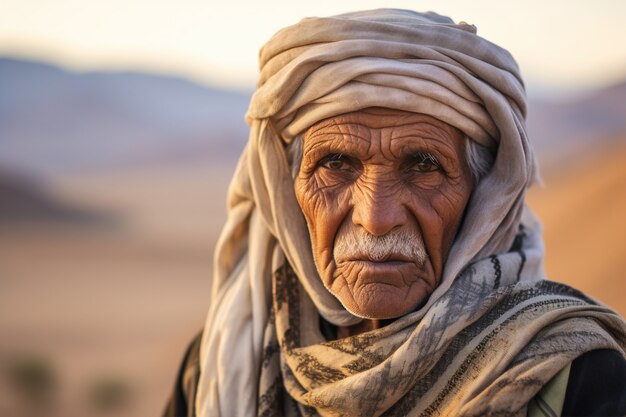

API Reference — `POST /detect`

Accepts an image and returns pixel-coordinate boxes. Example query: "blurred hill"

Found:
[0,169,116,226]
[527,81,626,169]
[0,57,250,177]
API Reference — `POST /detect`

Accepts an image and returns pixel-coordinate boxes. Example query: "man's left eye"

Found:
[410,152,441,172]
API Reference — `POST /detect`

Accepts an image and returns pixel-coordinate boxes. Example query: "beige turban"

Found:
[195,9,625,417]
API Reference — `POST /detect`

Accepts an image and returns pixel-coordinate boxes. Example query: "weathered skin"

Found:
[294,108,474,321]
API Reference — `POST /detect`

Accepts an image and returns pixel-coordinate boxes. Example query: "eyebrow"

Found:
[411,151,440,164]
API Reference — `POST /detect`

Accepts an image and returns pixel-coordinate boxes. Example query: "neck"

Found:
[337,318,394,338]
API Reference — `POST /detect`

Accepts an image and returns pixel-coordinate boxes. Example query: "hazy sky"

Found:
[2,0,625,97]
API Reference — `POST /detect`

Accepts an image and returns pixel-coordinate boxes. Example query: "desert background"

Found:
[1,1,626,416]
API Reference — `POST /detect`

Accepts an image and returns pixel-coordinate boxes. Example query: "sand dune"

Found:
[527,142,626,317]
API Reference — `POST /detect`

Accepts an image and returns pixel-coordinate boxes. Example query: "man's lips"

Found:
[343,260,419,278]
[356,260,412,268]
[338,259,418,274]
[337,253,415,263]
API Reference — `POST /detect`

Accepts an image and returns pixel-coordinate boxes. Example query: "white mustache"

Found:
[334,226,427,266]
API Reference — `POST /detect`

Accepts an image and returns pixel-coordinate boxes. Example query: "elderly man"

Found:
[164,9,626,417]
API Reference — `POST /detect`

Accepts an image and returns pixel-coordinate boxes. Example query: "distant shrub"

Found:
[85,375,133,413]
[4,355,57,408]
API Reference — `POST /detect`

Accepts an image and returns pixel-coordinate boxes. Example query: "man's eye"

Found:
[325,160,345,169]
[319,154,350,171]
[410,152,440,172]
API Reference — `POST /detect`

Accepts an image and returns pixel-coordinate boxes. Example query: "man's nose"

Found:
[352,181,408,236]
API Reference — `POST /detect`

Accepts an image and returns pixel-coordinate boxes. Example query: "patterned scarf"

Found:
[258,225,626,416]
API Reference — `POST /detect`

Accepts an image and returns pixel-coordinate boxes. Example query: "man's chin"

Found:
[334,280,431,320]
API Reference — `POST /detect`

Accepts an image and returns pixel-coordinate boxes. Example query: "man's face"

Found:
[294,108,474,319]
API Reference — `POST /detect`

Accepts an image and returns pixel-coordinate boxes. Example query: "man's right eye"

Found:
[324,159,345,170]
[319,154,349,171]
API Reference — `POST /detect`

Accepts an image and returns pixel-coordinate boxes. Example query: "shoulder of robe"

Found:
[162,331,203,417]
[562,349,626,416]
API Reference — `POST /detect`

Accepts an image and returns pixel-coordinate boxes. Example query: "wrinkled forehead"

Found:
[302,108,464,143]
[304,108,460,131]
